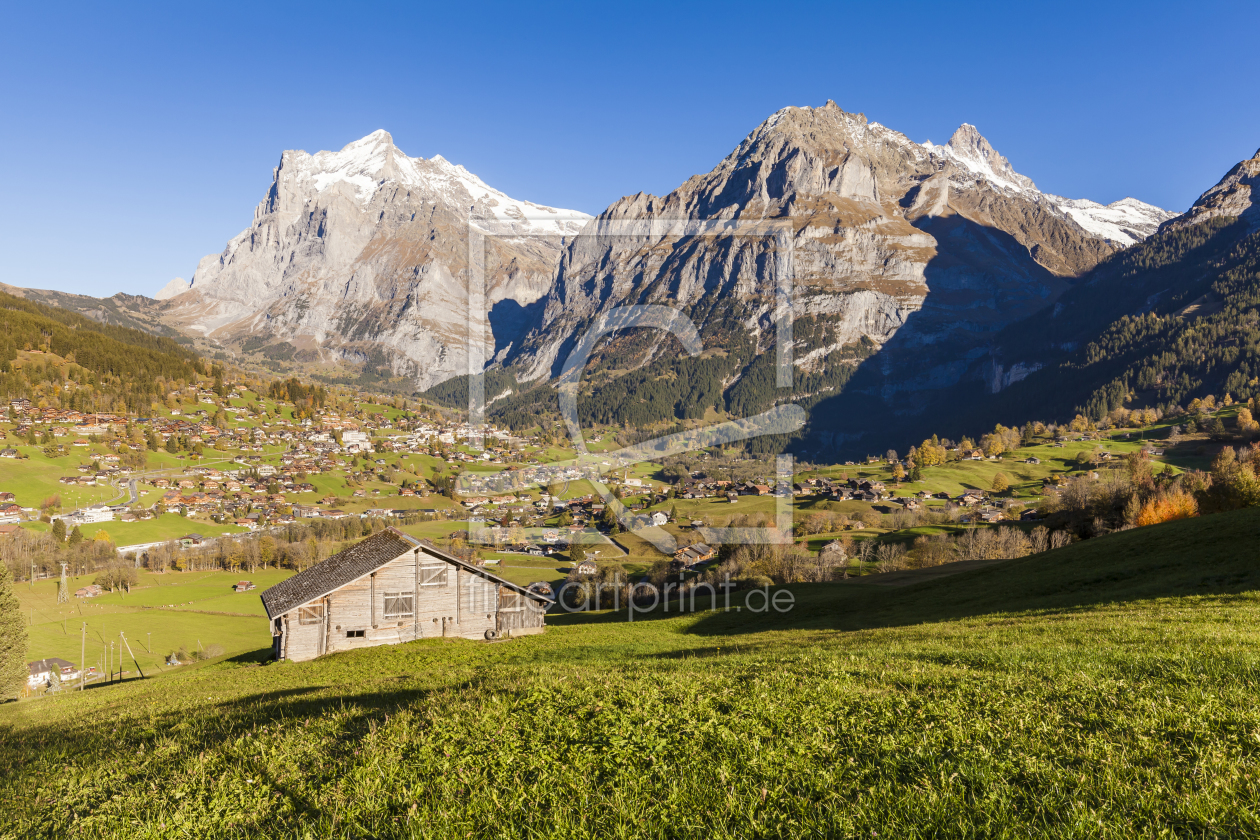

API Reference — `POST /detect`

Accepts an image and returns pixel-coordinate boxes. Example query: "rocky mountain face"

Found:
[494,101,1172,451]
[958,146,1260,432]
[161,130,589,389]
[1161,147,1260,232]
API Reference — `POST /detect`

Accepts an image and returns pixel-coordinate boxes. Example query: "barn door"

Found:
[497,587,524,634]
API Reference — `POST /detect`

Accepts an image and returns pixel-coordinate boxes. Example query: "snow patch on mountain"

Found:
[1047,196,1177,246]
[287,129,591,235]
[926,124,1037,194]
[922,126,1171,246]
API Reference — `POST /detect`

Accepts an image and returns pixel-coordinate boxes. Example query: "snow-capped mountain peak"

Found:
[921,124,1173,246]
[282,130,590,235]
[923,124,1037,194]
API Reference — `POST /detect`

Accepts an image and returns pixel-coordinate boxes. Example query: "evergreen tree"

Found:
[68,526,84,547]
[0,563,27,701]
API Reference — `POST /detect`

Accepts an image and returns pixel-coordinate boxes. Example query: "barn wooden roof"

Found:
[259,526,551,619]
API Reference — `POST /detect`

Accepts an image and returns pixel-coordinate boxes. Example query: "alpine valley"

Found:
[11,102,1260,456]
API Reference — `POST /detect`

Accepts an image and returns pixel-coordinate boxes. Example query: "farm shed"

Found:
[260,527,552,662]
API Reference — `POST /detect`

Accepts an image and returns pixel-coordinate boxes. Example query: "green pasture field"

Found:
[5,508,1260,837]
[75,514,247,546]
[14,569,296,678]
[393,519,473,542]
[0,446,118,508]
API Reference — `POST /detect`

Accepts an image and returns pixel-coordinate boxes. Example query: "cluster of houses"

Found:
[0,491,24,524]
[673,477,778,501]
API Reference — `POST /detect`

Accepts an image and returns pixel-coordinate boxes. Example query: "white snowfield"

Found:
[295,129,590,235]
[922,124,1175,246]
[1046,196,1177,246]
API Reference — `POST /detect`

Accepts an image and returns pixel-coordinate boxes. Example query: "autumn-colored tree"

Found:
[914,438,946,468]
[259,535,276,568]
[1136,490,1199,526]
[991,473,1010,494]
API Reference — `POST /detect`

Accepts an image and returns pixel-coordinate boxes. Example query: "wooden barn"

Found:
[260,527,552,662]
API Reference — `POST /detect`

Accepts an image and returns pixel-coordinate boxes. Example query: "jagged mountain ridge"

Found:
[0,282,181,339]
[488,101,1172,447]
[161,130,591,389]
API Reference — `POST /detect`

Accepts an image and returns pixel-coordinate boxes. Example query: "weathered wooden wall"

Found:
[273,547,545,662]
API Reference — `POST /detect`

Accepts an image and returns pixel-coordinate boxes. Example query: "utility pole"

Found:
[80,623,86,692]
[57,562,69,604]
[146,632,151,653]
[120,632,144,680]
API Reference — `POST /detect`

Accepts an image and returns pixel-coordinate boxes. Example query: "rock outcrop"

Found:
[163,130,589,389]
[1161,147,1260,232]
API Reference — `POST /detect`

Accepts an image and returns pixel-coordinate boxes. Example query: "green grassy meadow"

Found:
[14,569,294,678]
[0,446,120,508]
[75,514,247,546]
[4,508,1260,837]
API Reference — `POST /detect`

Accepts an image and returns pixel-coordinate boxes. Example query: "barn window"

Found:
[383,592,414,619]
[346,629,365,638]
[298,604,323,625]
[419,565,448,586]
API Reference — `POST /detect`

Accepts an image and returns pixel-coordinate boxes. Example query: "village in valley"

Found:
[6,355,1234,695]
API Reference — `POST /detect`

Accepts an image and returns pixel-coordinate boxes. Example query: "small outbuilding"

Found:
[260,527,552,662]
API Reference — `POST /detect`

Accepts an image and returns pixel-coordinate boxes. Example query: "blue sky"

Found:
[1,0,1257,297]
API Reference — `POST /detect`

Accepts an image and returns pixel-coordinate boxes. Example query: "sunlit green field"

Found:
[0,445,119,508]
[15,569,294,679]
[4,508,1260,838]
[75,514,247,546]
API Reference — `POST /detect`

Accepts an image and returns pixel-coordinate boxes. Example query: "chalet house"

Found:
[574,557,599,575]
[27,657,79,688]
[958,490,986,506]
[820,540,847,558]
[673,542,715,567]
[260,528,551,662]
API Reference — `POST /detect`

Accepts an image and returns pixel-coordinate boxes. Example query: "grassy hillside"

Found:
[3,510,1260,838]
